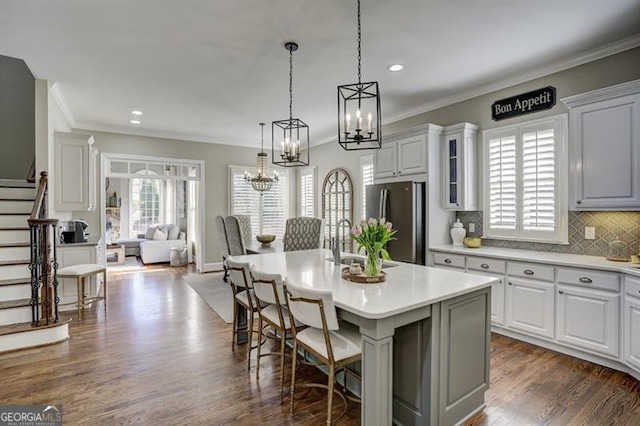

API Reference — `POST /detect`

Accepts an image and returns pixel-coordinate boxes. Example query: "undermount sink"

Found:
[326,256,397,268]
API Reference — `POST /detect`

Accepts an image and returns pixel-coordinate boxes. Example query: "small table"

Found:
[105,244,125,265]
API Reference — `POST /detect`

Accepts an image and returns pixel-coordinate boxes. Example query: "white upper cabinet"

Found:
[442,123,479,211]
[54,132,97,212]
[561,80,640,210]
[374,131,430,180]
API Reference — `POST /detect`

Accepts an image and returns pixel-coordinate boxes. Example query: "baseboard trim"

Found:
[201,262,224,273]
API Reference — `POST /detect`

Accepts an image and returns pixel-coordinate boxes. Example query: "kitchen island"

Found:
[229,249,497,425]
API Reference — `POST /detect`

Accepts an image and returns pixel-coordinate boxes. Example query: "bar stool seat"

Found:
[57,264,107,320]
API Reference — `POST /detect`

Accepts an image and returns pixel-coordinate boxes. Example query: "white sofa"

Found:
[117,224,186,264]
[140,235,186,264]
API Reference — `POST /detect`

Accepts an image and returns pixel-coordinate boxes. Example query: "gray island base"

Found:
[228,249,494,425]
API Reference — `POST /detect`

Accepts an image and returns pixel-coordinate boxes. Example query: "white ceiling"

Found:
[1,1,639,149]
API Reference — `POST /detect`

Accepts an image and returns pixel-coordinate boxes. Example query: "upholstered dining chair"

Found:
[233,214,253,248]
[224,215,247,256]
[227,259,259,369]
[284,277,362,424]
[251,266,298,402]
[283,217,325,251]
[215,215,230,282]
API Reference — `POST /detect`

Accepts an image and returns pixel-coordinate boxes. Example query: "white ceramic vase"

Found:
[450,219,466,246]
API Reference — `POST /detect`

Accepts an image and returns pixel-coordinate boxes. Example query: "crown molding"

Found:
[561,79,640,107]
[49,82,76,128]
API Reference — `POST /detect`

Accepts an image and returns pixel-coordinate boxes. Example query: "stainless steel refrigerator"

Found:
[366,181,425,265]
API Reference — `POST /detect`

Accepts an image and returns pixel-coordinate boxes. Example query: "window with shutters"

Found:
[482,114,568,243]
[361,155,374,220]
[228,166,289,238]
[299,166,316,217]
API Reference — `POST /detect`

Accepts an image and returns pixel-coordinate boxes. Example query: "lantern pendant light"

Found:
[272,41,310,167]
[338,0,382,150]
[244,123,279,192]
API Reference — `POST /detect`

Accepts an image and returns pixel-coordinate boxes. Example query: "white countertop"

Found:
[430,244,640,277]
[229,249,496,319]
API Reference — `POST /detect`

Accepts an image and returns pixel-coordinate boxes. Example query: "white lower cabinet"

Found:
[467,257,505,326]
[556,284,619,358]
[431,249,640,377]
[506,277,555,339]
[624,277,640,372]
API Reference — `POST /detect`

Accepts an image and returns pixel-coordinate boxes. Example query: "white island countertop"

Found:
[229,249,496,319]
[430,244,640,277]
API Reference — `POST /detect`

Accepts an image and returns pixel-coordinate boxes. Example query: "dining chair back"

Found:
[233,214,253,248]
[283,217,325,251]
[215,215,230,258]
[224,215,246,256]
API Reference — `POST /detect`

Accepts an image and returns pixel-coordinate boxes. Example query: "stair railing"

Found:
[27,171,59,326]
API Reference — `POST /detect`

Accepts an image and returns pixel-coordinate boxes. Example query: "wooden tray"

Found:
[341,267,386,284]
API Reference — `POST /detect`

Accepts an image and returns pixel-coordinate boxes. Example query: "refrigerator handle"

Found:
[378,189,384,218]
[381,189,388,220]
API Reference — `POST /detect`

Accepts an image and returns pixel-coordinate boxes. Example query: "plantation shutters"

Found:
[484,115,567,243]
[229,166,289,238]
[299,166,316,217]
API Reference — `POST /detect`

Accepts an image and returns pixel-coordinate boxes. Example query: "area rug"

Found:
[182,272,233,324]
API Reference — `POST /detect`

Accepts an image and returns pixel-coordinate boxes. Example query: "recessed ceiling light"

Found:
[130,119,141,125]
[131,110,143,115]
[388,64,404,72]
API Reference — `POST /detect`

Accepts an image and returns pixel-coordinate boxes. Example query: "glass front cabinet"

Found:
[443,123,479,211]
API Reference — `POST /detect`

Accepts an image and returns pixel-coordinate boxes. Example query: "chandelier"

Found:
[245,123,279,192]
[272,42,309,167]
[337,0,382,150]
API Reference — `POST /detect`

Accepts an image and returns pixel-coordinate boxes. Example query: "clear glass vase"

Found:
[365,250,383,277]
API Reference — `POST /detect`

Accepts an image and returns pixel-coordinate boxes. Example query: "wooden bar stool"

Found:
[57,264,107,320]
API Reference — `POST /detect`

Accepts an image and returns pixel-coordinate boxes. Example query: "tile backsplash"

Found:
[455,211,640,257]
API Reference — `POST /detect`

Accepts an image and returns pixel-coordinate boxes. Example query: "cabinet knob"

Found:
[398,171,402,174]
[524,269,534,275]
[392,172,396,175]
[444,258,452,264]
[576,200,582,204]
[508,281,512,285]
[481,263,489,269]
[579,277,592,284]
[559,290,564,294]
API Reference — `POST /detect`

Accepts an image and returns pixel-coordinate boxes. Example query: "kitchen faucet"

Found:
[333,218,352,266]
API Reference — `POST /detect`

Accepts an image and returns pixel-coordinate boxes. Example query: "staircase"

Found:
[0,179,69,353]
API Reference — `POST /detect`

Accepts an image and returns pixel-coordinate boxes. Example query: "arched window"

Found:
[130,170,162,236]
[322,168,353,252]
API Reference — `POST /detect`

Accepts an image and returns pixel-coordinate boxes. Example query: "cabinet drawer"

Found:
[626,276,640,298]
[433,253,465,269]
[557,267,620,292]
[467,257,505,274]
[507,262,555,282]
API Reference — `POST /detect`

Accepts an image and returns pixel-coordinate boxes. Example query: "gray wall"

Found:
[384,47,640,134]
[0,55,35,180]
[72,131,294,265]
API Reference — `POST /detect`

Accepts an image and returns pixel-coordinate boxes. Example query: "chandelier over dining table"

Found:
[245,122,279,192]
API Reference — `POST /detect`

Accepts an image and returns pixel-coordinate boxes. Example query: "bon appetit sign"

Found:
[491,87,556,121]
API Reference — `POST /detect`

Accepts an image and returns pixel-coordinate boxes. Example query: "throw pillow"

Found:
[168,225,180,240]
[145,226,157,239]
[153,229,167,241]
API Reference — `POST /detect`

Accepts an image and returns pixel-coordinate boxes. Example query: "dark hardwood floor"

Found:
[1,263,638,425]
